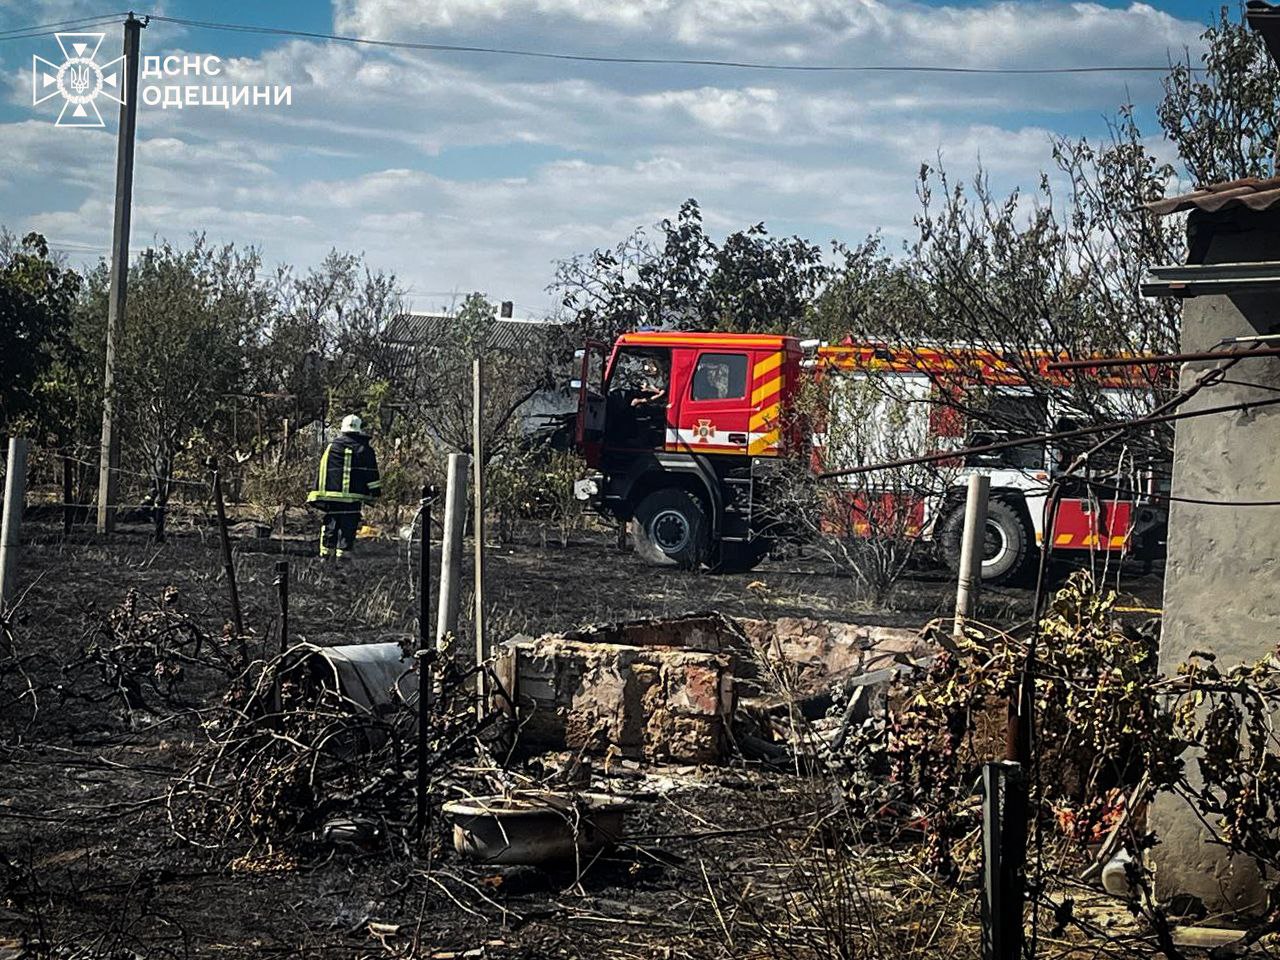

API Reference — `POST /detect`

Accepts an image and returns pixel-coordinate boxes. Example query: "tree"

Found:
[0,231,82,435]
[258,249,404,430]
[705,224,825,333]
[815,106,1183,471]
[79,237,272,537]
[552,199,712,342]
[552,198,827,340]
[1160,4,1280,185]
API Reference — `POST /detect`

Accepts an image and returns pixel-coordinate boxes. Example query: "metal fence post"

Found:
[417,485,437,841]
[472,358,487,712]
[982,760,1028,960]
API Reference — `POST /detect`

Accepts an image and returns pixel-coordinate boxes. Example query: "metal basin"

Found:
[441,792,631,866]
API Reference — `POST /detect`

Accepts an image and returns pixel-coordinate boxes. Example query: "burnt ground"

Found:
[0,517,1164,958]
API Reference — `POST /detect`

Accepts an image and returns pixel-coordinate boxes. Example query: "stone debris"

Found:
[493,612,935,765]
[496,634,733,763]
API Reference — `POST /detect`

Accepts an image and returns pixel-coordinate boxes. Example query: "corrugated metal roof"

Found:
[383,312,565,353]
[1145,176,1280,217]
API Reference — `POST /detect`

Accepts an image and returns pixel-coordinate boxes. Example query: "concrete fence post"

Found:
[472,358,487,712]
[953,473,991,639]
[0,437,29,611]
[435,453,469,654]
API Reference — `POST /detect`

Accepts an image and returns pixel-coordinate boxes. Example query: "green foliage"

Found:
[1165,647,1280,873]
[553,198,827,341]
[260,249,404,426]
[0,232,82,436]
[488,447,587,546]
[705,224,825,332]
[394,292,562,464]
[77,237,273,504]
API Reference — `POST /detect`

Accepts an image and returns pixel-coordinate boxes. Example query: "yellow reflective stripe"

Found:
[748,429,780,455]
[342,448,353,494]
[751,376,782,406]
[318,445,331,491]
[750,403,780,432]
[753,351,783,378]
[1055,533,1073,546]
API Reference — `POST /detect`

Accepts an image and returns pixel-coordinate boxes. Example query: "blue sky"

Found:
[0,1,1226,313]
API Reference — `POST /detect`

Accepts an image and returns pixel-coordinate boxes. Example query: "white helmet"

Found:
[340,413,365,434]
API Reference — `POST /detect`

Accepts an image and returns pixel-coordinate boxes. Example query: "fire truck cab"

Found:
[573,331,803,571]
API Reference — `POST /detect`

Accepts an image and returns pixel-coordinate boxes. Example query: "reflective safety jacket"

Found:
[307,432,382,504]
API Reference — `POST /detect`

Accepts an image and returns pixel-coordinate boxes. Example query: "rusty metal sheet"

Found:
[1145,176,1280,217]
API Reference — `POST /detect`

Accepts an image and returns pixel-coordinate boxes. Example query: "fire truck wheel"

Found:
[631,488,709,569]
[939,498,1032,584]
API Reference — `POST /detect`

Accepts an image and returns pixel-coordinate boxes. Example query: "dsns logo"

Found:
[32,33,126,127]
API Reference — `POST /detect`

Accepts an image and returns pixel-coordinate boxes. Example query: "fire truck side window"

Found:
[691,353,747,401]
[966,392,1049,469]
[605,348,670,447]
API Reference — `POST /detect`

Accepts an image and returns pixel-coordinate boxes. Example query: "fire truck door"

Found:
[575,340,608,457]
[671,349,756,454]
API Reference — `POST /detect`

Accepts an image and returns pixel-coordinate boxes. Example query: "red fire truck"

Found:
[572,331,1166,580]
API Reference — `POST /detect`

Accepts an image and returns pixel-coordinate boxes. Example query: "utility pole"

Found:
[96,13,145,534]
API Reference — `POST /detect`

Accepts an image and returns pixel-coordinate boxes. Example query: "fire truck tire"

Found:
[631,488,709,569]
[939,498,1032,585]
[712,539,771,574]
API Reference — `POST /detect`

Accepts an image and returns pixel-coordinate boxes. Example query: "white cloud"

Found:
[0,0,1209,309]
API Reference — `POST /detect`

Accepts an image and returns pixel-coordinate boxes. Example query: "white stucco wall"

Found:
[1150,207,1280,914]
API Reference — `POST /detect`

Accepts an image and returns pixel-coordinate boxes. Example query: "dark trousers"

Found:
[318,502,361,554]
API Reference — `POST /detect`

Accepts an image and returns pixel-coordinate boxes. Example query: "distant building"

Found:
[381,306,577,438]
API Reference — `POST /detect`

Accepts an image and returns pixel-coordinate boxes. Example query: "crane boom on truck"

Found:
[571,331,1167,581]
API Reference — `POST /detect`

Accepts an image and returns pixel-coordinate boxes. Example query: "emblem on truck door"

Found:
[693,419,716,442]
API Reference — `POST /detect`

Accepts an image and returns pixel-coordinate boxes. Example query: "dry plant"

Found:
[58,586,241,723]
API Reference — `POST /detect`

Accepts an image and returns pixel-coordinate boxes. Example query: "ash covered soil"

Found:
[0,520,1157,958]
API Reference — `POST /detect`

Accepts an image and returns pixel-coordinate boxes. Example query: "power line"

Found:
[0,14,131,41]
[143,13,1194,75]
[816,394,1280,480]
[1084,478,1280,508]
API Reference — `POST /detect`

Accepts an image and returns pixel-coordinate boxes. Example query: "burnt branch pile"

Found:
[167,649,505,859]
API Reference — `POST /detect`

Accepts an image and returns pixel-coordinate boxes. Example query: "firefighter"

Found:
[631,357,667,408]
[307,414,382,558]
